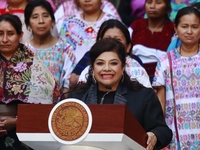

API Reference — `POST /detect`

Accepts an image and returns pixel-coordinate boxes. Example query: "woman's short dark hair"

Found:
[96,19,132,55]
[90,38,127,68]
[164,0,172,18]
[191,2,200,9]
[174,6,200,28]
[0,14,22,35]
[24,0,55,28]
[97,19,130,43]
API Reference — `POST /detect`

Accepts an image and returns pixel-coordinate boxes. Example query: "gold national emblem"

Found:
[51,101,89,141]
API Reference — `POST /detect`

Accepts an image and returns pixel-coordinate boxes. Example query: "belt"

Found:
[0,104,17,116]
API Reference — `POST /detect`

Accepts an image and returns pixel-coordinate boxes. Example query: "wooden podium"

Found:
[16,104,147,150]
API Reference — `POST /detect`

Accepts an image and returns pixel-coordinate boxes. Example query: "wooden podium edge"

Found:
[124,107,147,147]
[17,104,147,148]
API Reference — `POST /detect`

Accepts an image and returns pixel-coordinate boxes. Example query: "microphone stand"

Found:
[100,86,112,104]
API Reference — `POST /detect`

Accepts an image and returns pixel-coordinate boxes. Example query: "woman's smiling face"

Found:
[93,51,124,91]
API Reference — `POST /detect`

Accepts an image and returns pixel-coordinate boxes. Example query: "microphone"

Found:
[100,85,112,104]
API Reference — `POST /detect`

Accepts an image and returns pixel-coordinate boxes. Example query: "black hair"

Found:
[192,2,200,16]
[164,0,172,20]
[174,6,200,28]
[90,38,126,68]
[97,19,130,45]
[0,14,22,35]
[96,19,132,55]
[191,2,200,9]
[24,0,55,28]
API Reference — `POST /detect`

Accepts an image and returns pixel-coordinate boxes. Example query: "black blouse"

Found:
[97,90,116,104]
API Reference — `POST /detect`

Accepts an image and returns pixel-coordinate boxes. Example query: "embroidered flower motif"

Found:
[13,73,21,81]
[36,75,47,85]
[32,64,42,72]
[191,103,196,109]
[181,78,187,86]
[48,66,59,75]
[5,82,12,89]
[186,141,191,146]
[176,69,181,76]
[67,50,76,62]
[196,116,200,121]
[13,62,27,72]
[194,68,200,74]
[85,27,94,33]
[178,116,184,124]
[182,135,188,141]
[11,84,23,95]
[66,32,70,37]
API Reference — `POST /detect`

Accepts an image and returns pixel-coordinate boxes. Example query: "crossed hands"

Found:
[0,116,17,138]
[146,132,157,150]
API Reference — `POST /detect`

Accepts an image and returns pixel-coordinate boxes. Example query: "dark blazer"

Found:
[68,84,172,149]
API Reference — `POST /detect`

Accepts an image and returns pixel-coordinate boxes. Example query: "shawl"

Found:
[81,84,128,104]
[0,44,57,104]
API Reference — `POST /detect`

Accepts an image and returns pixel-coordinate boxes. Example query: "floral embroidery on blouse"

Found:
[59,13,116,63]
[0,44,57,104]
[85,27,94,33]
[152,49,200,149]
[25,39,76,89]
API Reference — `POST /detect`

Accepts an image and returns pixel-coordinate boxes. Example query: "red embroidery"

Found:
[66,32,70,37]
[85,27,94,33]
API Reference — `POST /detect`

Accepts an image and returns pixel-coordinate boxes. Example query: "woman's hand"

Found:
[69,73,80,89]
[146,132,157,150]
[0,117,17,135]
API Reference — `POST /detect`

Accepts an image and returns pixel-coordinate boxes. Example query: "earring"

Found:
[28,27,32,32]
[92,72,97,84]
